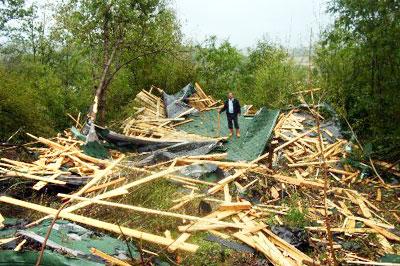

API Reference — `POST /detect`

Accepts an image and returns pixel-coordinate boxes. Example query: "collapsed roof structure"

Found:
[0,83,399,265]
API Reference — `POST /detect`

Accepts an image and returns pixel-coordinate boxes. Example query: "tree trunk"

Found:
[89,45,117,125]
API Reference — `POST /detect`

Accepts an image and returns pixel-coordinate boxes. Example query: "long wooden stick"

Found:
[73,155,125,197]
[3,171,66,185]
[27,166,184,227]
[217,112,221,137]
[91,248,131,266]
[315,100,337,266]
[0,196,198,253]
[57,193,247,229]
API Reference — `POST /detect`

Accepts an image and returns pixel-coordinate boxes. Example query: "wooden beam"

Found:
[73,155,125,197]
[207,170,245,194]
[3,171,66,185]
[218,201,252,211]
[168,233,191,252]
[0,196,198,253]
[84,177,126,194]
[186,153,228,161]
[271,174,325,189]
[287,160,340,167]
[91,248,131,266]
[0,212,4,229]
[274,127,317,152]
[57,193,246,229]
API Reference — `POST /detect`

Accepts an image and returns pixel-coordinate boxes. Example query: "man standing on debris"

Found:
[219,92,241,138]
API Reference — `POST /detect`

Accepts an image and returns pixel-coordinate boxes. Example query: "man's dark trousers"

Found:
[227,112,239,129]
[220,98,241,130]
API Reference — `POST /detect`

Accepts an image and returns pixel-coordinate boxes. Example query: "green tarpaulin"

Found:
[178,108,280,161]
[0,218,140,265]
[0,250,102,266]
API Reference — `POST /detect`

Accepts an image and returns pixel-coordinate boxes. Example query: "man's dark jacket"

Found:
[219,98,241,115]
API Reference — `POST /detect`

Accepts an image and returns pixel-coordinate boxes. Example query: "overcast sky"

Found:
[172,0,333,49]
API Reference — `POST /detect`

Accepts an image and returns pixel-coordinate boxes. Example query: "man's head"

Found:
[228,92,234,99]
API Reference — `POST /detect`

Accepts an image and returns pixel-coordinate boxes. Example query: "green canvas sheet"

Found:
[0,250,102,266]
[0,218,139,265]
[178,108,280,161]
[27,219,138,258]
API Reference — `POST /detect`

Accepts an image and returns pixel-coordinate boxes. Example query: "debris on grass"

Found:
[1,83,399,265]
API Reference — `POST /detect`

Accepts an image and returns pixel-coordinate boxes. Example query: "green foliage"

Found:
[194,37,308,108]
[280,192,310,228]
[284,207,309,228]
[194,36,246,100]
[0,0,31,30]
[0,62,64,140]
[184,232,231,266]
[315,0,400,159]
[247,40,308,108]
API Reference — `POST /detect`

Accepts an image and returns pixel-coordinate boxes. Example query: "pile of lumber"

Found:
[131,87,166,119]
[121,82,222,140]
[243,105,258,117]
[121,118,215,142]
[0,132,122,191]
[273,109,357,184]
[186,82,221,111]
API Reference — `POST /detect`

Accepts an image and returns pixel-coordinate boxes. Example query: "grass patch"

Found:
[284,207,310,228]
[279,192,311,228]
[181,232,232,266]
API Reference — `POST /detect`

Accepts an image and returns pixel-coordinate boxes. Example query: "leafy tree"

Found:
[0,0,31,30]
[57,0,182,124]
[194,36,246,100]
[316,0,400,158]
[244,40,307,108]
[193,37,307,108]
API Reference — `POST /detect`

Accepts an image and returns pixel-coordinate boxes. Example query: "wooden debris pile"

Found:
[0,132,122,191]
[243,105,258,117]
[186,82,221,111]
[273,108,357,184]
[121,82,222,139]
[131,86,166,119]
[1,87,399,265]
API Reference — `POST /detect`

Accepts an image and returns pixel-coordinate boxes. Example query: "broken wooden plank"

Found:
[362,219,400,242]
[0,212,4,229]
[14,239,27,251]
[58,193,246,229]
[84,177,126,194]
[73,155,125,197]
[33,173,63,191]
[0,237,18,246]
[376,234,393,254]
[208,170,245,194]
[168,233,191,252]
[3,171,66,185]
[0,196,198,253]
[223,184,232,202]
[271,174,325,188]
[218,201,252,211]
[287,159,340,168]
[91,247,131,266]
